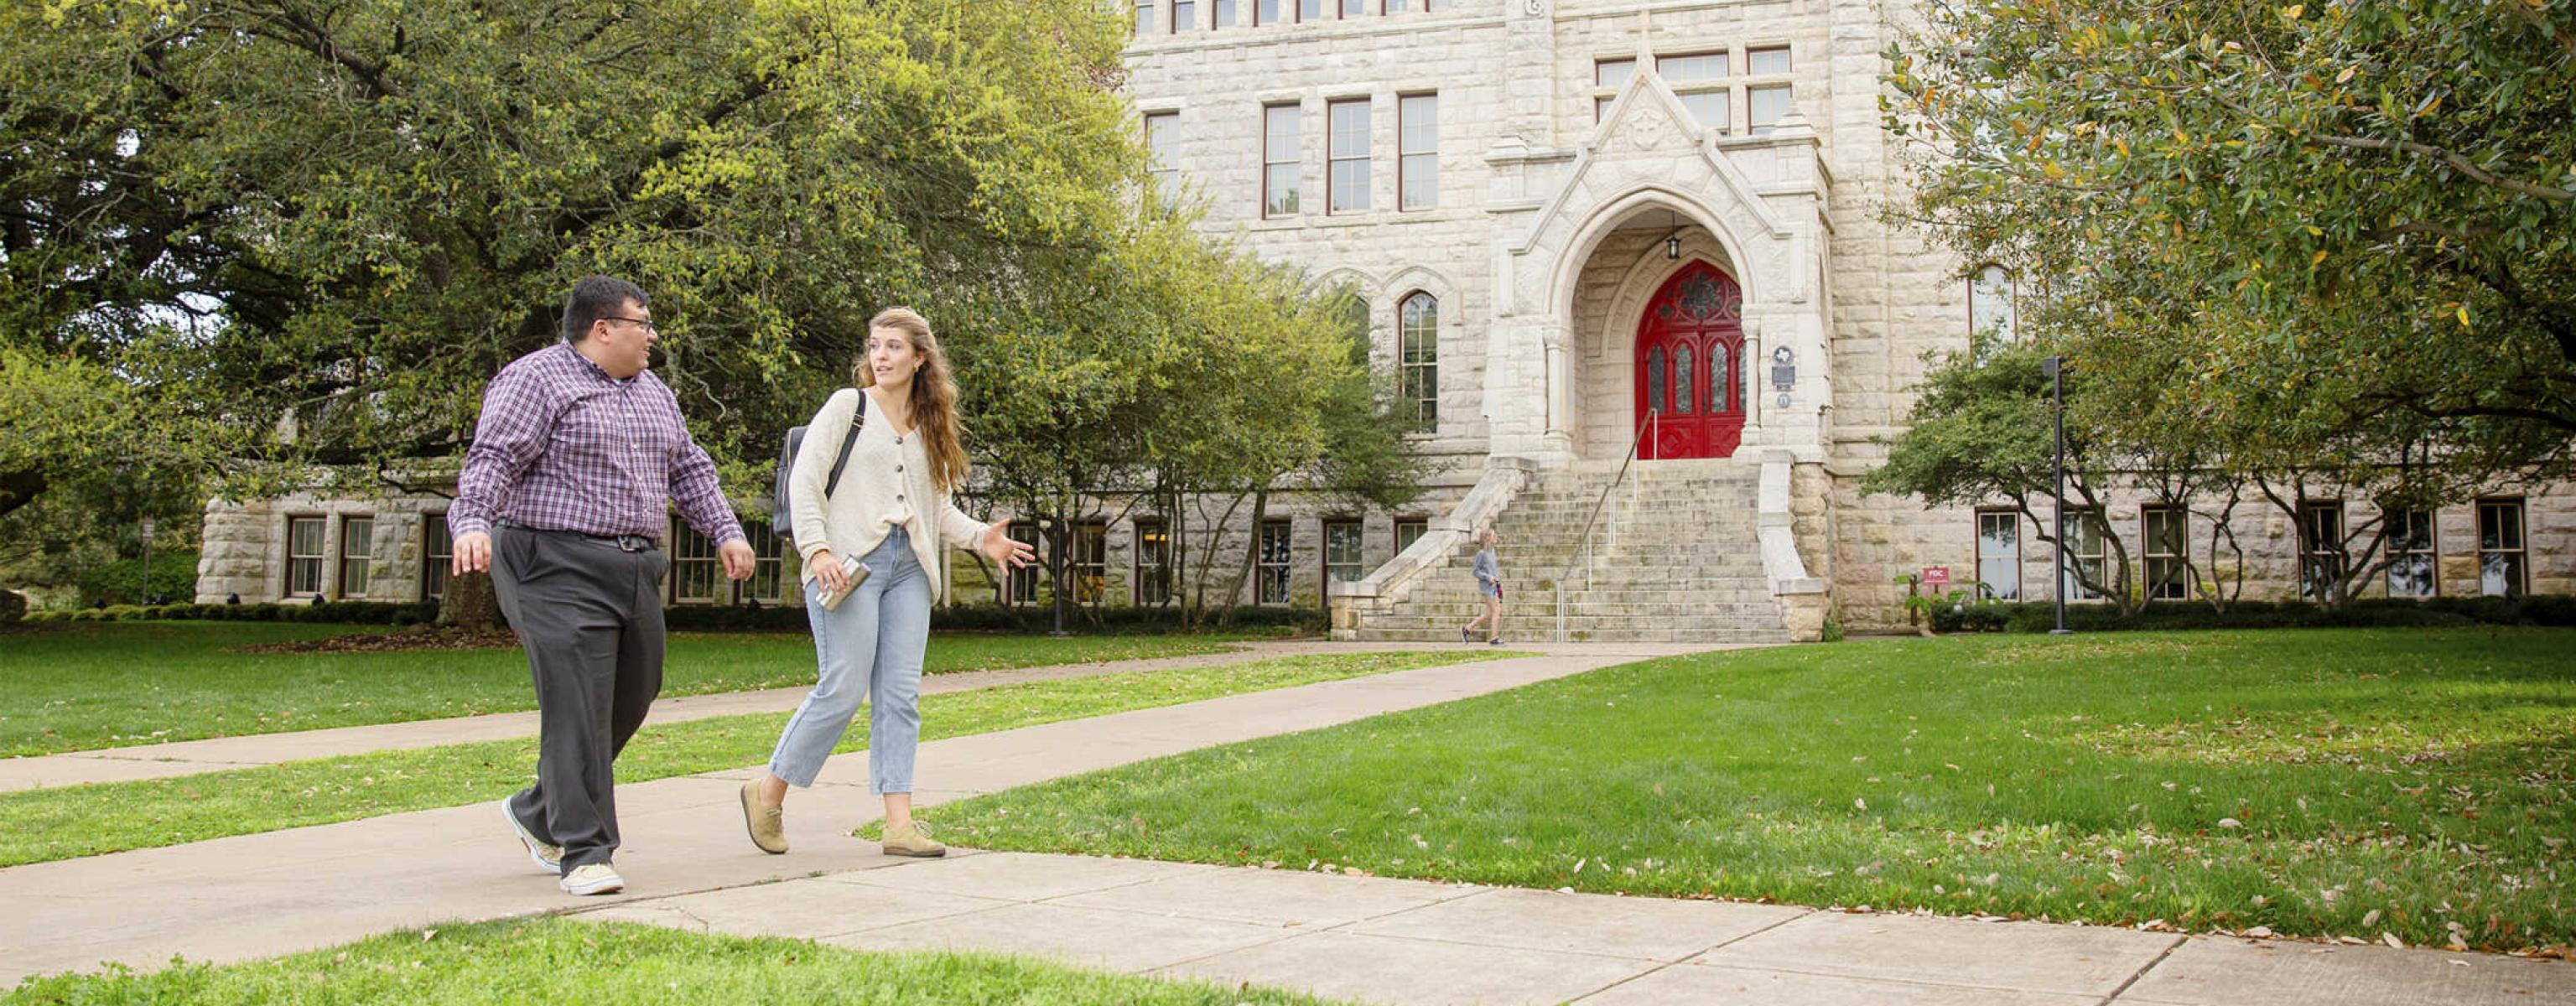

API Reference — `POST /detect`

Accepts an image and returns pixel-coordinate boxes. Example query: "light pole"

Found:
[2043,355,2072,635]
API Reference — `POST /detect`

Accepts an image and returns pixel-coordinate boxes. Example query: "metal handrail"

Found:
[1555,409,1657,643]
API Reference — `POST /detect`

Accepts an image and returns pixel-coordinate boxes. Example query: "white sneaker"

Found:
[559,863,625,895]
[501,800,561,874]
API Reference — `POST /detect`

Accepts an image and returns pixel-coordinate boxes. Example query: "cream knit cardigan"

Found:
[787,387,989,604]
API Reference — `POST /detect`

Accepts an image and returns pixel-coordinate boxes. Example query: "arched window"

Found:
[1969,263,2017,347]
[1400,292,1438,432]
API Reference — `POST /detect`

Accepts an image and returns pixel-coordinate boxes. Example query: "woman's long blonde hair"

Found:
[854,307,970,492]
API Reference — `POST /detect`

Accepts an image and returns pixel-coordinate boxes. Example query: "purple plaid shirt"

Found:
[449,342,745,547]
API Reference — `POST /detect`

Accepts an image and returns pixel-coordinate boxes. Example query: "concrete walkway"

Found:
[0,643,1711,988]
[582,849,2576,1006]
[0,640,1485,792]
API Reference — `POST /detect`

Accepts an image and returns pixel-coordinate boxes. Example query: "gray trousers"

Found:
[489,524,667,873]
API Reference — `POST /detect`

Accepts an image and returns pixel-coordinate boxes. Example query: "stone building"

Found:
[199,0,2568,636]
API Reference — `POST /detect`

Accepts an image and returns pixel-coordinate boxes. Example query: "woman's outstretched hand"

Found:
[983,520,1038,569]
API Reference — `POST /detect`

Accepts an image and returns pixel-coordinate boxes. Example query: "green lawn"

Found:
[913,628,2576,952]
[0,917,1353,1005]
[0,651,1516,867]
[0,621,1245,757]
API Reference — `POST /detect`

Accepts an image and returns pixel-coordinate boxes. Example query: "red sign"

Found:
[1921,566,1951,586]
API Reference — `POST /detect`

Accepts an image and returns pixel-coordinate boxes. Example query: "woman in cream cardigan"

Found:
[740,307,1034,858]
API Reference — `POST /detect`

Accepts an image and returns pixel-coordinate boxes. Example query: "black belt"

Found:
[499,521,658,552]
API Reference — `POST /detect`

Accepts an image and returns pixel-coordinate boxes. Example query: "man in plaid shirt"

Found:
[449,276,754,896]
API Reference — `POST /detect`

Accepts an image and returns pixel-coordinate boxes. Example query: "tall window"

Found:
[1214,0,1236,26]
[1255,0,1278,23]
[335,516,374,599]
[1394,518,1429,554]
[742,520,787,604]
[423,512,452,601]
[1327,99,1370,214]
[1400,292,1438,431]
[1135,0,1155,34]
[2141,506,2187,601]
[1341,0,1367,14]
[1144,112,1181,205]
[1593,58,1635,121]
[1323,519,1365,589]
[1298,0,1321,20]
[1263,104,1301,217]
[1386,0,1410,9]
[2298,501,2345,600]
[1657,52,1728,131]
[285,516,326,598]
[1976,510,2020,601]
[1399,93,1437,210]
[1007,523,1041,604]
[2478,499,2527,598]
[1135,518,1171,605]
[1970,264,2016,347]
[1172,0,1196,31]
[1072,521,1109,604]
[669,520,721,604]
[1747,46,1793,133]
[1257,520,1293,604]
[2384,509,2436,598]
[2059,508,2105,601]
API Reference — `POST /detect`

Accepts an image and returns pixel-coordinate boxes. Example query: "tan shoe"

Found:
[740,780,787,854]
[879,819,947,858]
[559,862,624,895]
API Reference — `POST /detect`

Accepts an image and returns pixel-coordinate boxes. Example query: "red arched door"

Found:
[1635,262,1746,459]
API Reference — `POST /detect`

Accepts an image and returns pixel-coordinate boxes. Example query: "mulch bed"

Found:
[231,625,522,654]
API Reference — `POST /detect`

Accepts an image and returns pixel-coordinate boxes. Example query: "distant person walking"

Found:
[450,276,756,897]
[737,307,1034,859]
[1461,527,1504,645]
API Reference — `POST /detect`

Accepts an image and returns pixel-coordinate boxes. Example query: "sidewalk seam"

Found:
[2094,932,2188,1004]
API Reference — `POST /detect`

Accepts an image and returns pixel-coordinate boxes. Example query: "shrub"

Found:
[0,589,25,624]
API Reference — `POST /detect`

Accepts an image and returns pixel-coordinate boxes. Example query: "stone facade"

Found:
[200,0,2569,624]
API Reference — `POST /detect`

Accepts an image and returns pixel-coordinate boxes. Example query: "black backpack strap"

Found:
[823,388,867,500]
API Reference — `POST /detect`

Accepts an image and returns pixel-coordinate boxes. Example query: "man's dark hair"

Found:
[561,276,649,342]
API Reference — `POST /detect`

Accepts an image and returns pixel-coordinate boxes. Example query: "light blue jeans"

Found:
[767,526,931,793]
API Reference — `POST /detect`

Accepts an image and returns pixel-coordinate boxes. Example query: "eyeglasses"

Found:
[601,316,658,333]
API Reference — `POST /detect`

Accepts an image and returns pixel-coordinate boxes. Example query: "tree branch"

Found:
[2311,133,2575,203]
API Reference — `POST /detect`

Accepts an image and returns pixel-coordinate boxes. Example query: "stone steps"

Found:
[1348,465,1791,643]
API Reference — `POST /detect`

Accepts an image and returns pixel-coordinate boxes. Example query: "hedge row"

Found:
[1919,595,2576,634]
[23,601,443,625]
[20,599,1324,635]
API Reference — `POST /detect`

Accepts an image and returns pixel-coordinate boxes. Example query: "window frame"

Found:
[1256,519,1294,606]
[422,512,453,602]
[2297,500,2346,601]
[1976,509,2021,602]
[1327,97,1371,215]
[1071,520,1109,604]
[284,515,327,599]
[1006,522,1042,605]
[1134,517,1173,606]
[1394,517,1429,555]
[1322,518,1365,593]
[1592,58,1635,122]
[1399,291,1439,432]
[1262,103,1301,219]
[1655,51,1729,132]
[335,515,374,599]
[1144,111,1182,205]
[1398,92,1437,210]
[2385,507,2438,599]
[2477,498,2527,598]
[2140,506,2187,601]
[666,518,723,605]
[2058,506,2106,602]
